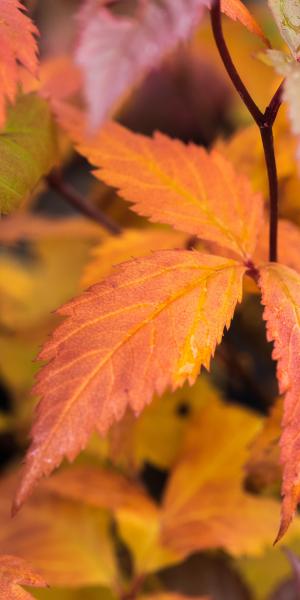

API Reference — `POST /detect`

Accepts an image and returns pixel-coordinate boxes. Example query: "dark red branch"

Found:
[210,0,283,263]
[210,0,263,125]
[47,171,122,236]
[259,125,279,261]
[264,79,284,126]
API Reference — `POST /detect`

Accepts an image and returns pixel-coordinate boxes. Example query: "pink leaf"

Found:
[75,0,211,128]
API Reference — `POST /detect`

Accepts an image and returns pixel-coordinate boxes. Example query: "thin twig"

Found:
[210,0,283,262]
[118,575,146,600]
[210,0,263,125]
[47,171,122,236]
[264,79,285,125]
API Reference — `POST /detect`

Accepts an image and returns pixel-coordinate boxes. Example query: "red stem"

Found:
[260,125,278,261]
[210,0,283,262]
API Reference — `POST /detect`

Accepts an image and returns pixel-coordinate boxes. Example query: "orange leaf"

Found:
[259,263,300,540]
[14,250,245,508]
[0,554,47,600]
[76,122,263,259]
[0,1,38,127]
[43,464,157,516]
[222,0,269,45]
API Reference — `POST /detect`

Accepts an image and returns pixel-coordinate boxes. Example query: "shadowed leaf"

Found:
[0,94,57,215]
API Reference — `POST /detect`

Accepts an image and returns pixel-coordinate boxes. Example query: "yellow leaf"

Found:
[0,237,94,331]
[117,506,179,575]
[108,378,219,471]
[237,531,300,599]
[161,394,283,556]
[0,333,40,395]
[34,586,116,600]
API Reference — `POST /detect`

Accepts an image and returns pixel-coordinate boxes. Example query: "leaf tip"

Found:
[274,493,297,545]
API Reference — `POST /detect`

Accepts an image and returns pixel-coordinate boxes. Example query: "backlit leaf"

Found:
[222,0,269,45]
[14,251,245,508]
[77,122,263,259]
[259,263,300,540]
[0,0,38,128]
[0,94,57,215]
[0,554,46,600]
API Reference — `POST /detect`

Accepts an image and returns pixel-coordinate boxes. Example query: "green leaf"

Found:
[0,93,57,214]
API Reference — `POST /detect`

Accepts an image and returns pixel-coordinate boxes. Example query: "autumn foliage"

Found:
[3,0,300,599]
